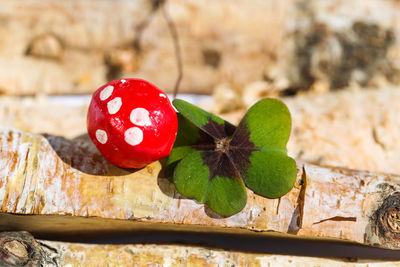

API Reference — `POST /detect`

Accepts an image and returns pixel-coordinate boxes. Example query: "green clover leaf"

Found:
[164,114,201,179]
[167,98,297,216]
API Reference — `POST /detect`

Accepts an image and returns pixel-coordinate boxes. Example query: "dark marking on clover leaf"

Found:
[195,119,257,182]
[228,120,259,176]
[201,151,239,181]
[202,117,236,139]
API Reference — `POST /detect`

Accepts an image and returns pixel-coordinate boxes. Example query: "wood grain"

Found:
[0,128,400,249]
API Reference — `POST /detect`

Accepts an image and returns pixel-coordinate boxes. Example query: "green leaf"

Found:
[235,98,291,151]
[164,146,196,179]
[229,98,297,198]
[243,150,297,198]
[165,146,196,167]
[173,99,236,139]
[173,150,247,216]
[173,151,210,202]
[173,113,201,147]
[205,175,247,216]
[164,114,202,178]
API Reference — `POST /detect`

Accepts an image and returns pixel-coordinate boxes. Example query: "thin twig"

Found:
[161,2,183,99]
[133,3,159,53]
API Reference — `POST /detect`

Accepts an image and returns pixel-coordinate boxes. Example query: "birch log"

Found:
[1,232,399,267]
[0,128,400,250]
[0,88,399,173]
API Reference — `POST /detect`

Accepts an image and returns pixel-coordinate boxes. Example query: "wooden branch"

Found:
[0,128,400,249]
[2,231,399,266]
[1,88,399,173]
[161,1,183,99]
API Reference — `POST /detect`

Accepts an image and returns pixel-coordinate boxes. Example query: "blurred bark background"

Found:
[0,0,399,95]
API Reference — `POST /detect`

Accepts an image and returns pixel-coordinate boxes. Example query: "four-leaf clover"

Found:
[165,98,297,216]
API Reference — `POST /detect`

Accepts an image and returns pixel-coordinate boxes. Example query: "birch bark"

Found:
[0,128,399,249]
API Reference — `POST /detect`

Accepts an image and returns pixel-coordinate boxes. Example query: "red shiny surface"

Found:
[87,78,178,169]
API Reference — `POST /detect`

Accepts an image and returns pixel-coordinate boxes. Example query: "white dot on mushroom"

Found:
[124,127,143,146]
[107,97,122,114]
[121,79,126,83]
[159,93,167,98]
[130,107,151,126]
[100,85,114,101]
[95,129,108,144]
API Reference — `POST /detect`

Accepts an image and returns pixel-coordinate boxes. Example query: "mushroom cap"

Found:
[87,78,178,169]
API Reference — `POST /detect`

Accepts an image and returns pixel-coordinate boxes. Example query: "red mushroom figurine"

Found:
[87,78,178,169]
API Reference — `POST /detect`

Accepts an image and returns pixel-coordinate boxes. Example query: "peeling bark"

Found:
[288,166,307,234]
[1,128,400,249]
[312,216,357,225]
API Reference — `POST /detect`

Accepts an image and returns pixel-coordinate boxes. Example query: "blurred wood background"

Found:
[0,0,399,95]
